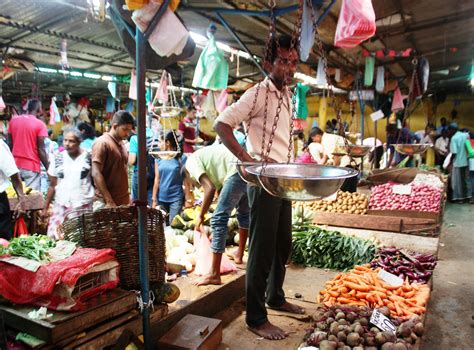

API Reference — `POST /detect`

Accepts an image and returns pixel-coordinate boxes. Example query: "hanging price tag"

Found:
[392,184,412,195]
[378,269,404,287]
[370,309,397,334]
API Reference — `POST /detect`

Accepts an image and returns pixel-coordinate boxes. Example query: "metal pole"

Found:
[135,27,151,350]
[360,99,365,173]
[215,13,267,77]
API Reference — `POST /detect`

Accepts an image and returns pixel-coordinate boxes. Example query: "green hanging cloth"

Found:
[295,83,310,120]
[192,34,229,90]
[364,56,375,86]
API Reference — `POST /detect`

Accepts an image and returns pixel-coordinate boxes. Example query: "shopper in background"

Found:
[435,129,449,167]
[448,123,471,203]
[77,122,97,151]
[40,129,60,194]
[92,111,134,209]
[215,34,304,340]
[128,114,155,204]
[7,99,49,191]
[178,107,197,153]
[437,117,448,135]
[305,127,327,165]
[151,131,187,224]
[185,142,249,285]
[362,137,384,169]
[386,123,412,167]
[0,138,26,240]
[42,128,94,239]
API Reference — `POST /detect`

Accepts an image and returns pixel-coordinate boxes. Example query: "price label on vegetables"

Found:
[370,309,397,334]
[392,184,412,195]
[378,269,404,287]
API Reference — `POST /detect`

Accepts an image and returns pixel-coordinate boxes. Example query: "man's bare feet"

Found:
[267,301,305,314]
[227,249,244,264]
[192,274,222,286]
[247,321,288,340]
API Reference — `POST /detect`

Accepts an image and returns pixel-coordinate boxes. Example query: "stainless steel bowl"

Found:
[234,161,261,185]
[395,144,430,155]
[346,145,372,158]
[246,163,359,201]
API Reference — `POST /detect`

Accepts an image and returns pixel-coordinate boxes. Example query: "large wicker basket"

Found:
[60,206,166,290]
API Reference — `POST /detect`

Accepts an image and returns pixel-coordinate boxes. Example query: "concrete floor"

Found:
[422,203,474,349]
[217,203,473,349]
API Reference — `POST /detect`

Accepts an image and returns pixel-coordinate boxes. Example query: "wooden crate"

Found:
[312,210,441,236]
[8,192,44,211]
[0,289,136,344]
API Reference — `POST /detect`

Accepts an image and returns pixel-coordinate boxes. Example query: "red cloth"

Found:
[7,115,48,172]
[0,248,117,309]
[178,118,196,153]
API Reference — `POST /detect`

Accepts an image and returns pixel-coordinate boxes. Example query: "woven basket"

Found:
[60,206,166,290]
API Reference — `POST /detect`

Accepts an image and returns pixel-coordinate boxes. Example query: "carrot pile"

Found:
[317,264,430,318]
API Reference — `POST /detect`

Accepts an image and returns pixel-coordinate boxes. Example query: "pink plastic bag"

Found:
[391,86,405,112]
[193,231,237,276]
[334,0,376,48]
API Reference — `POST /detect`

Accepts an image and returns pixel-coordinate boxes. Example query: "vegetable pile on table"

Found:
[294,191,369,215]
[369,182,442,213]
[0,234,56,262]
[292,226,376,270]
[301,305,425,350]
[370,248,437,284]
[317,265,430,318]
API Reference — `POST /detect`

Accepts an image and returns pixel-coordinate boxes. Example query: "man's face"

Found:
[272,48,299,85]
[113,123,134,141]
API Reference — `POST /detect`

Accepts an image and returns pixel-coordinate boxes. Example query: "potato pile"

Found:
[299,191,369,215]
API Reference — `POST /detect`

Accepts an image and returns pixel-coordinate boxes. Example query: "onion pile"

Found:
[369,183,442,213]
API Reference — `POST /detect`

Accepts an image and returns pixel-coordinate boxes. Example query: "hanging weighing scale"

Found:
[394,59,429,156]
[149,71,182,160]
[235,0,356,201]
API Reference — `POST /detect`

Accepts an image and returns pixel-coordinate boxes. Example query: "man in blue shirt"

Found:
[449,123,471,203]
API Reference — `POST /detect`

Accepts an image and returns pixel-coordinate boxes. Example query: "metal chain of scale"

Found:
[260,0,303,171]
[308,0,352,161]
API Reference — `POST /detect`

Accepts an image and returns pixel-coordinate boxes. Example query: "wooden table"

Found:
[8,192,44,234]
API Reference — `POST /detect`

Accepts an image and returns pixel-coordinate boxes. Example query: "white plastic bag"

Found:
[132,4,188,57]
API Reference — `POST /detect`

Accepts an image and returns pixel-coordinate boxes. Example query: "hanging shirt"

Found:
[450,131,468,168]
[295,83,310,120]
[8,114,48,173]
[215,77,293,163]
[0,139,19,193]
[48,151,94,207]
[185,144,237,190]
[156,155,187,203]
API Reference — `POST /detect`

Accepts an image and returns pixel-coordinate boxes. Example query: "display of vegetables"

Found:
[301,305,424,349]
[294,191,369,215]
[318,265,430,318]
[0,234,56,262]
[292,226,376,270]
[370,248,437,284]
[369,182,442,213]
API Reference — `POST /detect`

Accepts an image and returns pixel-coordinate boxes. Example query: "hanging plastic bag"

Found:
[192,34,229,90]
[391,86,404,112]
[193,231,237,276]
[299,0,318,62]
[49,97,61,125]
[364,56,375,86]
[375,66,385,93]
[200,91,218,120]
[295,83,310,119]
[215,89,229,113]
[334,0,376,48]
[155,71,169,103]
[132,5,188,57]
[129,69,137,100]
[316,58,327,86]
[14,217,28,237]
